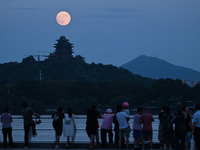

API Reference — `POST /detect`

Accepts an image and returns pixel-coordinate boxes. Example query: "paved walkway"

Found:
[0,148,162,150]
[0,142,162,149]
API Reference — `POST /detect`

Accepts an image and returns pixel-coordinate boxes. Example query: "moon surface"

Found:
[56,11,71,26]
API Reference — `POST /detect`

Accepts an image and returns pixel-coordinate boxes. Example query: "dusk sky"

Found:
[1,0,200,71]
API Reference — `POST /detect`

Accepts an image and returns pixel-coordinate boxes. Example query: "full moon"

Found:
[56,11,71,26]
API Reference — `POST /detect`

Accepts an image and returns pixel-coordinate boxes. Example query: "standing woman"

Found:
[100,108,115,148]
[86,105,100,149]
[160,106,173,150]
[1,107,13,148]
[63,108,76,149]
[52,107,64,149]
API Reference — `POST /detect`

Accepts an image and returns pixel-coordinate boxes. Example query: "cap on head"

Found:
[123,102,129,109]
[106,108,112,113]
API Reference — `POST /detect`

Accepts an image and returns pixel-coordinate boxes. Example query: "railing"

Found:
[0,115,160,143]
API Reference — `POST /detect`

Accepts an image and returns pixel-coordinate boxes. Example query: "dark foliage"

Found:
[0,58,153,87]
[0,59,199,115]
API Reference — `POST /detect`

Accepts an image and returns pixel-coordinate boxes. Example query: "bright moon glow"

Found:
[56,11,71,26]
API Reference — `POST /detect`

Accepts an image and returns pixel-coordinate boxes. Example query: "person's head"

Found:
[165,106,170,113]
[162,105,167,112]
[4,107,9,113]
[182,106,186,111]
[185,107,190,114]
[22,102,28,108]
[67,108,73,118]
[195,104,200,110]
[57,106,63,113]
[144,106,150,113]
[106,108,112,114]
[116,105,122,113]
[177,103,182,109]
[123,102,129,109]
[91,105,96,111]
[137,107,142,115]
[182,106,189,114]
[176,109,183,117]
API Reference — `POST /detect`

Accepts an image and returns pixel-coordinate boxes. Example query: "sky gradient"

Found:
[0,0,200,71]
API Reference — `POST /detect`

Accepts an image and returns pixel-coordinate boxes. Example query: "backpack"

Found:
[64,114,71,124]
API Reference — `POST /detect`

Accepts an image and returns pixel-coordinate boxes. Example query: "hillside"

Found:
[121,55,200,81]
[0,56,153,87]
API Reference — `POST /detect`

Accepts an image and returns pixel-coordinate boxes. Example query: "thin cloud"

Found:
[1,7,40,11]
[12,7,40,10]
[80,7,141,19]
[80,14,142,19]
[102,8,139,14]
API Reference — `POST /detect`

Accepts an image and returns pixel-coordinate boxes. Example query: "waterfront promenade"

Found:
[0,143,162,149]
[0,115,160,143]
[0,115,162,149]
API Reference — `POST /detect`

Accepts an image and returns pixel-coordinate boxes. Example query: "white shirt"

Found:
[193,110,200,127]
[116,111,129,129]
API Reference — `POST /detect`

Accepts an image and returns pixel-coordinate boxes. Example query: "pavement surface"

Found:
[0,142,162,150]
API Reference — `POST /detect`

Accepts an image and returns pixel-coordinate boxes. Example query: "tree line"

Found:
[0,78,199,115]
[0,56,153,87]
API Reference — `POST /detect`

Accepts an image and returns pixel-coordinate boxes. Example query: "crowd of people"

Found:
[1,102,200,150]
[158,103,200,150]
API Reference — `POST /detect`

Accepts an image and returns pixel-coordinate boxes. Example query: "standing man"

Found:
[192,104,200,150]
[1,107,13,148]
[183,106,192,150]
[21,102,40,148]
[141,107,154,150]
[133,107,142,150]
[116,105,130,149]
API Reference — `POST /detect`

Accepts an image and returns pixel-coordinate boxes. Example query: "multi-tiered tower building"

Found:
[48,36,74,59]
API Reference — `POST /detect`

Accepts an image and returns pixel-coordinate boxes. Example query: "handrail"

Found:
[0,115,160,143]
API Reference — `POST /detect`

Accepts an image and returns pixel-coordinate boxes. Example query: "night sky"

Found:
[1,0,200,71]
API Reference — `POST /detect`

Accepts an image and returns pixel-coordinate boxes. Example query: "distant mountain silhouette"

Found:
[121,55,200,81]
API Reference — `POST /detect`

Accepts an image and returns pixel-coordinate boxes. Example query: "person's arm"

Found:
[101,114,104,118]
[33,112,40,117]
[72,114,76,130]
[97,112,101,118]
[171,116,176,123]
[192,114,197,135]
[189,121,192,130]
[151,115,155,122]
[61,112,65,119]
[125,113,130,121]
[113,115,117,123]
[140,115,143,124]
[188,115,192,130]
[192,122,196,135]
[10,115,13,123]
